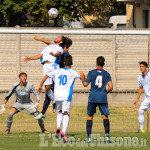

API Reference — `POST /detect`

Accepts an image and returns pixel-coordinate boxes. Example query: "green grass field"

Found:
[0,106,150,149]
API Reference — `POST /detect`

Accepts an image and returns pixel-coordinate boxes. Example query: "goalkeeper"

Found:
[0,72,49,134]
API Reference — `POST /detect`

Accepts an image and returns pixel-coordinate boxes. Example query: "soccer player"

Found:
[0,72,48,134]
[33,35,72,118]
[80,56,113,143]
[38,55,82,143]
[133,61,150,133]
[24,35,67,117]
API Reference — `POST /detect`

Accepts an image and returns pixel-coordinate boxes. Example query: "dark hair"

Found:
[64,55,73,66]
[139,61,148,67]
[60,36,67,49]
[19,72,27,78]
[97,56,105,67]
[65,37,72,49]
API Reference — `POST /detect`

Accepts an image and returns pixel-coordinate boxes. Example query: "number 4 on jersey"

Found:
[95,76,103,88]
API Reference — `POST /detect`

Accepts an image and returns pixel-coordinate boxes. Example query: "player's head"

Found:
[96,56,105,67]
[64,55,73,67]
[139,61,148,73]
[54,35,67,48]
[65,37,72,49]
[19,72,27,83]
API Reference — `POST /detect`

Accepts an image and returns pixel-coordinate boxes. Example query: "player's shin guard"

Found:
[46,90,55,103]
[7,111,15,130]
[139,109,145,130]
[86,120,93,138]
[103,119,110,137]
[57,112,63,128]
[62,114,69,134]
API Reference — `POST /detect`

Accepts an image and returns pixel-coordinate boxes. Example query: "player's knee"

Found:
[138,109,144,115]
[8,111,15,119]
[63,111,68,115]
[102,115,108,120]
[87,115,93,120]
[45,85,51,91]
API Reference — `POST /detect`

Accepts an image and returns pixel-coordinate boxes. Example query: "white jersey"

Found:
[138,72,150,98]
[41,44,63,64]
[47,68,80,101]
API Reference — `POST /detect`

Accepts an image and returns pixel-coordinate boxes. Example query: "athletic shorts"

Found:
[12,102,36,115]
[56,101,71,114]
[43,63,59,86]
[87,102,110,116]
[139,98,150,111]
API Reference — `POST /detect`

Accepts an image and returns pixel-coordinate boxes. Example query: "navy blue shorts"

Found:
[87,102,110,116]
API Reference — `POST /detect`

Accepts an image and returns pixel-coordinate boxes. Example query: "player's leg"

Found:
[4,107,19,134]
[86,102,95,143]
[55,101,63,138]
[61,101,71,143]
[99,103,113,143]
[25,103,49,133]
[137,98,149,133]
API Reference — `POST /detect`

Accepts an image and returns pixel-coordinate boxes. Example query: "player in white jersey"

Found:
[134,61,150,133]
[0,72,48,134]
[38,55,83,143]
[24,36,67,115]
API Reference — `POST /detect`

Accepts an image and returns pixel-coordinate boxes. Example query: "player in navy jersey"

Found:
[80,56,113,143]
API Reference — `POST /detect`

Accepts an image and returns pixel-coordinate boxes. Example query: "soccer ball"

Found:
[48,8,58,19]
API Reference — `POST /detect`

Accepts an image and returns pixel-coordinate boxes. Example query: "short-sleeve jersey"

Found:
[47,67,80,101]
[138,72,150,98]
[41,44,63,64]
[85,68,112,103]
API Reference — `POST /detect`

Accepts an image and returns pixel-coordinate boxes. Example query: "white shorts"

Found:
[140,98,150,111]
[43,63,59,85]
[56,101,71,114]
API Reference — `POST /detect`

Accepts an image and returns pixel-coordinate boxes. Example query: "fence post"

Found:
[15,25,21,82]
[112,35,116,91]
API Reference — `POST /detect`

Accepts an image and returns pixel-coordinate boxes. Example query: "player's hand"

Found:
[49,52,55,56]
[34,35,40,41]
[0,105,6,114]
[38,86,43,94]
[24,56,31,63]
[133,100,138,106]
[79,72,85,80]
[33,102,39,110]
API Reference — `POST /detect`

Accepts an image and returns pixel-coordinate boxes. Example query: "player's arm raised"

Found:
[134,86,143,106]
[106,81,113,94]
[24,54,43,63]
[34,35,53,45]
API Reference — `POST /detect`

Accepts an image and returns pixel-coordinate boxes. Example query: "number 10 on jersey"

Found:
[58,75,67,85]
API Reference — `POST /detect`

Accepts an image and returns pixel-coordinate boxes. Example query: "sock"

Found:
[86,120,93,138]
[38,119,45,131]
[103,119,110,137]
[46,90,54,102]
[139,109,144,130]
[57,112,63,129]
[41,93,51,115]
[7,111,15,130]
[62,115,69,134]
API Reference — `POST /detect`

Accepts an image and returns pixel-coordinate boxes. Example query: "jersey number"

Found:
[52,64,58,70]
[58,75,67,85]
[95,76,103,88]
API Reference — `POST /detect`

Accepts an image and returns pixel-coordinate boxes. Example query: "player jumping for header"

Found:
[80,56,113,143]
[0,72,48,134]
[38,55,83,143]
[134,61,150,133]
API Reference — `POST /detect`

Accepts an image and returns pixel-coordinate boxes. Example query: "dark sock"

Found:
[86,120,93,138]
[103,119,110,137]
[41,93,51,115]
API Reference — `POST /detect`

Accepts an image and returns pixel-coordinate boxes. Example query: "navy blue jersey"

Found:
[85,68,112,103]
[59,50,70,68]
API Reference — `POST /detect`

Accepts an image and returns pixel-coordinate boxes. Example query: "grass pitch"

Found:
[0,106,150,149]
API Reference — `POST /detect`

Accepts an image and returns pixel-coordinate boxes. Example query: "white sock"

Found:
[62,115,69,134]
[57,112,63,128]
[139,109,144,130]
[46,90,54,101]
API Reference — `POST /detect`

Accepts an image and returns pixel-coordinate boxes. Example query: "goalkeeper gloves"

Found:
[33,102,39,110]
[0,104,6,114]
